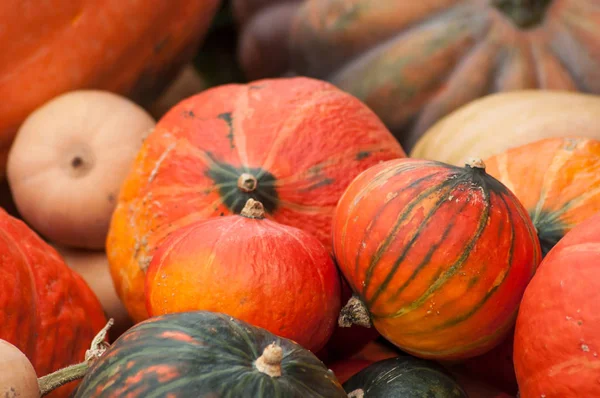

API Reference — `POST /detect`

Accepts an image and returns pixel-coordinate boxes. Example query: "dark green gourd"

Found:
[343,356,468,398]
[73,311,347,397]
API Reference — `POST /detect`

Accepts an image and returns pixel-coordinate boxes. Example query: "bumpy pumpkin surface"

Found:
[288,0,600,148]
[145,199,341,353]
[107,76,405,322]
[332,158,541,360]
[485,137,600,256]
[74,311,347,398]
[513,212,600,398]
[0,0,221,176]
[0,208,107,397]
[343,356,467,398]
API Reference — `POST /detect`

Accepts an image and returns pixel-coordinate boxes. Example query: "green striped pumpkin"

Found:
[73,311,347,397]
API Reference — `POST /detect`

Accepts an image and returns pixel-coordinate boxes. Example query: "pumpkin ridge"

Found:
[380,178,491,319]
[361,171,462,301]
[365,177,465,308]
[352,169,441,289]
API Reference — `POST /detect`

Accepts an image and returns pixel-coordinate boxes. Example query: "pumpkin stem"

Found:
[238,173,258,192]
[254,342,283,377]
[492,0,552,28]
[465,158,486,170]
[240,198,266,219]
[37,318,114,396]
[347,389,365,398]
[338,295,372,328]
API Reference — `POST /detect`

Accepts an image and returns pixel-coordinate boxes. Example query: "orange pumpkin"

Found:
[288,0,600,148]
[0,0,221,177]
[107,76,404,322]
[485,137,600,255]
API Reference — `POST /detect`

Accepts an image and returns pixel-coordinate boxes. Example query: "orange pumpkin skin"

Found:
[107,76,405,322]
[332,158,541,360]
[145,202,341,353]
[288,0,600,149]
[0,0,221,177]
[0,208,107,397]
[513,212,600,398]
[485,137,600,256]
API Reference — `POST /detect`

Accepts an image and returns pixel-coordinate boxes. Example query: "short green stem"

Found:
[38,362,89,396]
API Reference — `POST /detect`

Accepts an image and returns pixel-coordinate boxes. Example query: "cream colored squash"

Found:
[0,340,39,398]
[54,245,134,341]
[7,90,155,249]
[410,90,600,166]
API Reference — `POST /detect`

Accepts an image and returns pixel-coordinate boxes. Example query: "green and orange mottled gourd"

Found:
[332,158,541,360]
[73,311,348,397]
[106,76,405,322]
[288,0,600,148]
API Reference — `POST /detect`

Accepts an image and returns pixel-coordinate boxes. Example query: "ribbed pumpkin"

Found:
[411,90,600,166]
[73,311,347,397]
[332,158,541,360]
[485,137,600,256]
[288,0,600,148]
[0,0,221,177]
[107,76,405,322]
[514,212,600,398]
[145,199,341,353]
[343,357,468,398]
[0,208,107,397]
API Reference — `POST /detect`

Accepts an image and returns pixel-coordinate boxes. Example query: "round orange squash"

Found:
[7,90,156,249]
[332,158,541,360]
[145,199,341,353]
[107,76,405,322]
[513,211,600,397]
[410,90,600,165]
[0,0,221,177]
[288,0,600,148]
[484,137,600,256]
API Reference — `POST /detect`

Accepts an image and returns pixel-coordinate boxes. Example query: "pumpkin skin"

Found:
[0,208,107,397]
[288,0,600,148]
[513,212,600,398]
[410,90,600,165]
[485,137,600,256]
[145,199,341,353]
[107,76,405,322]
[343,356,468,398]
[73,311,347,398]
[332,158,541,360]
[0,0,221,177]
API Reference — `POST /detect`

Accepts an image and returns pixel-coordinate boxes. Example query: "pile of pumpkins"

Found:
[1,1,600,397]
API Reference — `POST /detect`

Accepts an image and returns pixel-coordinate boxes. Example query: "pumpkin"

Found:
[343,356,468,398]
[316,276,380,363]
[0,208,107,397]
[484,137,600,256]
[288,1,600,149]
[0,339,39,398]
[107,76,405,322]
[0,0,221,177]
[73,311,347,397]
[332,158,541,360]
[55,245,134,341]
[145,199,341,353]
[234,0,304,80]
[513,212,600,397]
[7,90,155,249]
[410,90,600,165]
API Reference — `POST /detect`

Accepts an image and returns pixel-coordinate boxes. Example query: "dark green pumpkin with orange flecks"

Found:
[72,311,347,398]
[343,356,468,398]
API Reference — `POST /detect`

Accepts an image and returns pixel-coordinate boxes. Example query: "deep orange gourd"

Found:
[145,199,341,353]
[0,0,221,177]
[332,158,541,360]
[107,76,405,322]
[0,208,107,397]
[288,0,600,148]
[513,211,600,397]
[485,137,600,256]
